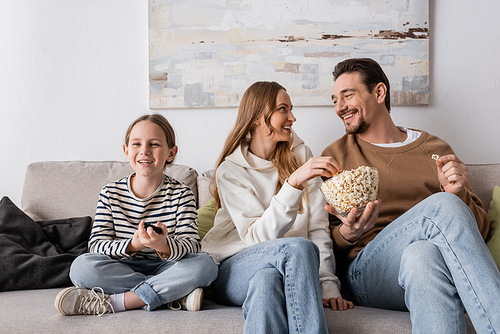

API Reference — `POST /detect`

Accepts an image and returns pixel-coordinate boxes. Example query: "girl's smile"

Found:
[123,120,177,186]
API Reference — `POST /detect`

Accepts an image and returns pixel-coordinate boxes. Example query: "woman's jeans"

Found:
[347,192,500,334]
[70,252,218,311]
[213,237,328,334]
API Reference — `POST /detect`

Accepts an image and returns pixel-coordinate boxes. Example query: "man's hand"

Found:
[436,154,468,195]
[323,297,354,311]
[325,199,382,242]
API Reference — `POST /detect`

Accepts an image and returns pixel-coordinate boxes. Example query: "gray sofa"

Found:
[2,160,498,333]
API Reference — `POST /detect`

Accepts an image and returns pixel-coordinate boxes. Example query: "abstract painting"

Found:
[149,0,429,108]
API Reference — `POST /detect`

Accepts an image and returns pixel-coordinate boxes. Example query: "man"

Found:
[322,58,500,333]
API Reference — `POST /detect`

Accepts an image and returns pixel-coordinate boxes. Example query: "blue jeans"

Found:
[70,252,218,311]
[347,192,500,333]
[213,237,328,334]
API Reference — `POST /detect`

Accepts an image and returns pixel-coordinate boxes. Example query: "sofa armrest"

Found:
[467,164,500,212]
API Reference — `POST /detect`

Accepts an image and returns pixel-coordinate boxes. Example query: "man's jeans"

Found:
[347,192,500,333]
[70,252,218,311]
[213,237,328,334]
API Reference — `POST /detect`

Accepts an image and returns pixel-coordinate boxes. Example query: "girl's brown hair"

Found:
[212,81,303,209]
[124,113,176,166]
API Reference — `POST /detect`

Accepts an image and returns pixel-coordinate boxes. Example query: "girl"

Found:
[55,114,218,316]
[201,81,353,333]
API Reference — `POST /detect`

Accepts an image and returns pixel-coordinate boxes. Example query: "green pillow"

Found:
[197,197,216,240]
[487,186,500,270]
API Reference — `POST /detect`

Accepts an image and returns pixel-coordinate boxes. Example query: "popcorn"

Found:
[320,166,379,217]
[431,154,440,160]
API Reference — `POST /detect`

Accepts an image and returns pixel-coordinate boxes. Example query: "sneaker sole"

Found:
[187,288,203,312]
[54,286,80,316]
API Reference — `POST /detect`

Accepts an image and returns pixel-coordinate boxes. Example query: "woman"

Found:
[202,81,352,333]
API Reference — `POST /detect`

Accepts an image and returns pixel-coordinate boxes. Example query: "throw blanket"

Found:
[0,197,91,291]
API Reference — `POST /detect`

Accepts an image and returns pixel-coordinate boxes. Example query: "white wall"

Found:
[1,0,499,208]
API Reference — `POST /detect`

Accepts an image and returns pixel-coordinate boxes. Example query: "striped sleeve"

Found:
[157,185,201,261]
[88,182,134,259]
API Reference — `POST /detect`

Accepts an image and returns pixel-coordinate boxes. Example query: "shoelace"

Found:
[166,299,183,311]
[167,293,190,311]
[77,287,115,316]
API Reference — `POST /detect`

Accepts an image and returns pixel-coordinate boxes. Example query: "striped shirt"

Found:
[88,173,200,261]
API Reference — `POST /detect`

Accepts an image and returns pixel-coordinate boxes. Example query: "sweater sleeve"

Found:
[217,166,304,244]
[88,186,133,259]
[426,137,491,239]
[306,175,342,299]
[157,189,201,261]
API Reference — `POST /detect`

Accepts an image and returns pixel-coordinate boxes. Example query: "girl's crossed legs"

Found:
[70,252,218,311]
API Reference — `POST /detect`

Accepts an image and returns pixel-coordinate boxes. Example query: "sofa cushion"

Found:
[0,288,245,333]
[198,197,216,240]
[21,161,198,221]
[0,287,478,334]
[467,163,500,212]
[197,169,215,208]
[0,197,91,291]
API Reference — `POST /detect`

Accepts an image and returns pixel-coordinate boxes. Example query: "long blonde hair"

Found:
[212,81,303,210]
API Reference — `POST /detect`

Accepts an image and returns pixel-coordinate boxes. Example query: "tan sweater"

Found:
[321,130,490,264]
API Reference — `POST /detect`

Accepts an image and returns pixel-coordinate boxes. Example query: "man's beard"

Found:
[345,116,369,135]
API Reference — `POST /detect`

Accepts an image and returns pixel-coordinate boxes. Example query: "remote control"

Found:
[143,222,162,234]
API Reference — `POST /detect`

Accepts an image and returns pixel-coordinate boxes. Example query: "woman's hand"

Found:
[323,297,354,311]
[287,156,341,190]
[325,199,382,242]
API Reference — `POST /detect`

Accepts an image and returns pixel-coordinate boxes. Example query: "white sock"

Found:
[108,293,126,312]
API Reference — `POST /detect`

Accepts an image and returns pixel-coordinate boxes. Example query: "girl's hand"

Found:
[137,221,170,254]
[323,297,354,311]
[127,221,170,255]
[287,156,341,190]
[325,199,382,242]
[127,229,146,254]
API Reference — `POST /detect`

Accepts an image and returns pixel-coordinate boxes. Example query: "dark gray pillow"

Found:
[0,196,91,291]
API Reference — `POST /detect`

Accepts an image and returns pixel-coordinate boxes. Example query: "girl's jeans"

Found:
[347,192,500,334]
[213,237,328,334]
[70,252,218,311]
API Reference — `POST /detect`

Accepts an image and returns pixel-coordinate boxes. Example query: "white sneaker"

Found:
[167,288,203,312]
[54,286,114,316]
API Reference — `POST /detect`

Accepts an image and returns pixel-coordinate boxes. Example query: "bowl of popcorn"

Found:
[320,166,379,217]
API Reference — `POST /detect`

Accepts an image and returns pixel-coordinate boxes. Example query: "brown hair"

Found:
[333,58,391,112]
[212,81,304,210]
[124,113,176,166]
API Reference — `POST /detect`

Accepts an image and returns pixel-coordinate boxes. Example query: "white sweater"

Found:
[201,133,341,299]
